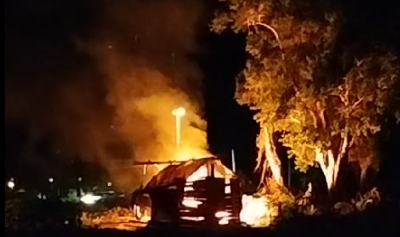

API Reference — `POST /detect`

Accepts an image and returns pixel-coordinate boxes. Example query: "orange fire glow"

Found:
[240,194,273,227]
[134,205,151,222]
[175,148,213,161]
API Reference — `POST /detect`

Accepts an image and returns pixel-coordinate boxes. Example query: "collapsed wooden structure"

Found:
[134,157,242,227]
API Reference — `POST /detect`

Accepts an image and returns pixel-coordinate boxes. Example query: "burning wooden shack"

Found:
[134,157,242,227]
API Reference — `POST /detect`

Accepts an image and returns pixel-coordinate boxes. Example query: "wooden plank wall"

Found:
[179,177,242,226]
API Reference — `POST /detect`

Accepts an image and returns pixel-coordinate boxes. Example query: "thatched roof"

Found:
[145,157,234,190]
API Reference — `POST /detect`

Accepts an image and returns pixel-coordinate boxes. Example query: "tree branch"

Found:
[349,137,355,147]
[246,14,283,50]
[332,133,348,187]
[259,158,268,188]
[255,22,283,50]
[316,101,326,128]
[255,131,265,172]
[351,97,364,109]
[315,148,327,176]
[289,115,301,124]
[310,111,318,128]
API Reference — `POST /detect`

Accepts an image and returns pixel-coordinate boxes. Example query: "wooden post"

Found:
[230,178,242,225]
[205,177,224,226]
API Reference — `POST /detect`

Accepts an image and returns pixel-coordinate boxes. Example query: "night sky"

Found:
[5,0,400,189]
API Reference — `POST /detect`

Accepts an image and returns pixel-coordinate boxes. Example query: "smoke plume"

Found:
[5,0,208,190]
[90,0,209,162]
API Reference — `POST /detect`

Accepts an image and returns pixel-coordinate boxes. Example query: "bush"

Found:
[250,181,382,228]
[80,207,140,229]
[333,187,381,215]
[5,195,23,230]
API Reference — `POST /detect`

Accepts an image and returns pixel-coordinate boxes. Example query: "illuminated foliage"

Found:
[279,54,399,174]
[211,0,338,181]
[211,0,399,188]
[331,56,398,179]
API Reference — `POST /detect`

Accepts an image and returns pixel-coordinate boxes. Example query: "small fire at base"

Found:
[240,195,273,227]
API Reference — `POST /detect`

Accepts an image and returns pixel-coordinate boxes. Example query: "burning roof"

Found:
[145,157,235,190]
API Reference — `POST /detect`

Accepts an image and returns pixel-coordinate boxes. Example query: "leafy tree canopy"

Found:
[211,0,399,177]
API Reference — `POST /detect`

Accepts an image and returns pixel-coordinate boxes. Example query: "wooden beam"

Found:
[132,160,180,165]
[132,157,218,166]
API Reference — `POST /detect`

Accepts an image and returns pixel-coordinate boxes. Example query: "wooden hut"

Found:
[137,157,242,227]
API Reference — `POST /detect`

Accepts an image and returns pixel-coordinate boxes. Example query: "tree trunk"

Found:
[256,126,283,186]
[315,134,348,191]
[359,155,373,186]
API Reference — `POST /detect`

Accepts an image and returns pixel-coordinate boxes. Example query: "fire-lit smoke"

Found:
[5,0,209,190]
[87,0,210,188]
[97,56,209,162]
